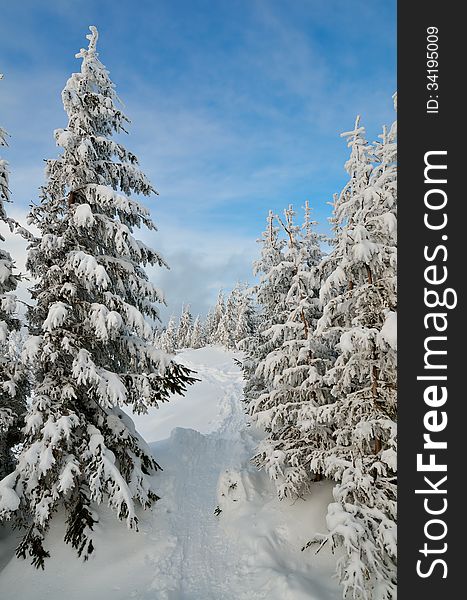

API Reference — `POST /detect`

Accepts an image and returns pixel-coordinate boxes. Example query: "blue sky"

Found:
[0,0,396,319]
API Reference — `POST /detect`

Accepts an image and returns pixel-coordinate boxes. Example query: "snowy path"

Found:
[140,348,339,600]
[143,357,250,599]
[0,347,340,600]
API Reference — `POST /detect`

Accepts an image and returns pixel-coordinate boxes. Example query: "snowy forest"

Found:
[1,24,396,600]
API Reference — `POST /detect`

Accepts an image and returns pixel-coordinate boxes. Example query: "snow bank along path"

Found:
[0,347,340,600]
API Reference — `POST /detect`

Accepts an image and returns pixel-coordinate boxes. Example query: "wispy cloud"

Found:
[1,0,396,319]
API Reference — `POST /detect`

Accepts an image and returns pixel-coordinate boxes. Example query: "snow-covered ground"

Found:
[0,346,340,600]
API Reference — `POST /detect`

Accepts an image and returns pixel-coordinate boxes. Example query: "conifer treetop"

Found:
[45,25,156,203]
[76,25,99,59]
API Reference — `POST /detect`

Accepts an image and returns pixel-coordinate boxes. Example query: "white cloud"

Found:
[0,1,395,324]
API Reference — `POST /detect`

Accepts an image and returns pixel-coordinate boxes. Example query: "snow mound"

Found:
[0,347,339,599]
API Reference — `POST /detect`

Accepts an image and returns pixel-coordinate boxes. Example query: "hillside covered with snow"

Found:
[0,347,340,600]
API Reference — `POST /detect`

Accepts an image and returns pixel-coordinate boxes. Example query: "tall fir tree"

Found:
[215,286,240,349]
[211,283,256,350]
[241,210,286,408]
[248,205,328,498]
[190,315,205,349]
[304,110,397,599]
[159,315,177,354]
[233,284,256,347]
[176,304,193,349]
[204,290,225,345]
[0,78,28,481]
[0,28,195,567]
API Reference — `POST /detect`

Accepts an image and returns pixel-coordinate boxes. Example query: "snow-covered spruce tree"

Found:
[304,112,397,599]
[0,86,28,480]
[204,290,224,344]
[203,309,215,345]
[241,210,286,408]
[233,284,256,348]
[216,286,240,349]
[159,315,178,354]
[248,205,330,498]
[176,304,193,349]
[0,28,195,567]
[190,315,205,349]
